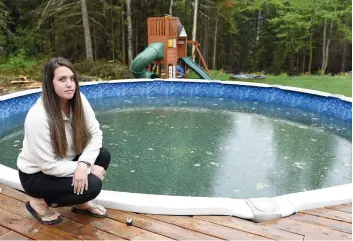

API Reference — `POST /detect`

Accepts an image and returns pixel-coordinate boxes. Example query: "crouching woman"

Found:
[17,57,110,225]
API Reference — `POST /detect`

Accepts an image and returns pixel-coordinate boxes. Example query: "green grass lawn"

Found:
[188,71,352,97]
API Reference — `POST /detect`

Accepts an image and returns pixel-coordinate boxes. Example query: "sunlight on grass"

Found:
[187,70,352,97]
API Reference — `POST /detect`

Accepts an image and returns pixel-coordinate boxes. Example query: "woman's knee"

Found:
[87,174,103,198]
[100,147,111,162]
[97,147,111,170]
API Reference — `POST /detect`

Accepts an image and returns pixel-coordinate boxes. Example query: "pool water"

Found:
[1,96,351,198]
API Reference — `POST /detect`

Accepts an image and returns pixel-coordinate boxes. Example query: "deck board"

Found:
[107,210,219,240]
[1,184,29,201]
[290,212,352,234]
[0,230,30,240]
[0,226,30,240]
[196,215,304,240]
[264,217,352,240]
[0,194,124,240]
[58,207,173,240]
[300,208,352,223]
[0,208,76,240]
[0,226,9,236]
[0,184,351,240]
[0,185,170,240]
[326,204,352,213]
[146,214,270,240]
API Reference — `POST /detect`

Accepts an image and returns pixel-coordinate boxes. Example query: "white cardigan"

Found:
[17,93,103,177]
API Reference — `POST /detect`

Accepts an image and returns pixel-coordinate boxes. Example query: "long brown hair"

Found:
[42,57,91,158]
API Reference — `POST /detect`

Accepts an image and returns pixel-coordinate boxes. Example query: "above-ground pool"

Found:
[0,79,352,222]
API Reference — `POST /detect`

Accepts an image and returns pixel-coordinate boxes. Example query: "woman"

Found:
[17,57,110,225]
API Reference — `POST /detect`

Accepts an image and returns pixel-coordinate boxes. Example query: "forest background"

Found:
[0,0,351,95]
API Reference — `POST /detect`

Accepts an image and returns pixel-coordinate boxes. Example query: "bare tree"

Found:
[169,0,173,15]
[321,7,335,74]
[202,10,209,65]
[192,0,199,61]
[340,2,348,72]
[308,0,315,74]
[80,0,93,60]
[121,0,126,64]
[341,34,347,72]
[212,7,219,69]
[126,0,133,65]
[110,0,115,60]
[0,0,7,31]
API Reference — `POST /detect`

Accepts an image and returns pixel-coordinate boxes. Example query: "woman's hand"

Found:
[72,163,89,194]
[91,165,106,180]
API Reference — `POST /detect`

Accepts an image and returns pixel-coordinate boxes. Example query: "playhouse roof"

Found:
[176,18,187,37]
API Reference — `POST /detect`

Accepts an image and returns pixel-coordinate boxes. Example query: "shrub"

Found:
[24,59,47,81]
[0,58,133,82]
[74,60,132,80]
[0,50,27,75]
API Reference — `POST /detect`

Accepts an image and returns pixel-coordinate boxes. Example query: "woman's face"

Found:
[53,66,76,102]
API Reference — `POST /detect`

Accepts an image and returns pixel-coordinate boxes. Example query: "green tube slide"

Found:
[130,42,164,79]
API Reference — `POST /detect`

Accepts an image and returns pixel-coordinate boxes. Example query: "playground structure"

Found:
[130,17,213,80]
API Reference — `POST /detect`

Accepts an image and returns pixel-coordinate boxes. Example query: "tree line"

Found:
[0,0,351,75]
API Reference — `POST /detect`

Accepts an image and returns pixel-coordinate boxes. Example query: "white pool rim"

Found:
[0,79,351,222]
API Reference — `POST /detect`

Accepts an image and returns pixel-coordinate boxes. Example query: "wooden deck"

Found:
[0,184,351,240]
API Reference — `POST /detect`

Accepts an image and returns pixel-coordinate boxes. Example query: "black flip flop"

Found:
[25,201,63,225]
[71,204,108,218]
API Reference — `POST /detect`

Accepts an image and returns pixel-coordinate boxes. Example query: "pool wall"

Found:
[0,79,352,222]
[1,79,351,121]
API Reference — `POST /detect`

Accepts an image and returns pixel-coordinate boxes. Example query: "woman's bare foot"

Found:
[75,201,106,215]
[29,197,61,222]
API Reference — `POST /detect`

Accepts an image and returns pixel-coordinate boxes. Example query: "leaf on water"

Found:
[293,162,306,169]
[210,162,219,166]
[256,183,269,190]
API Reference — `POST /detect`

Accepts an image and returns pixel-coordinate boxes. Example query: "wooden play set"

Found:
[130,16,212,80]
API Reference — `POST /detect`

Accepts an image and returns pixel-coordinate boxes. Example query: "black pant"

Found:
[19,147,111,207]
